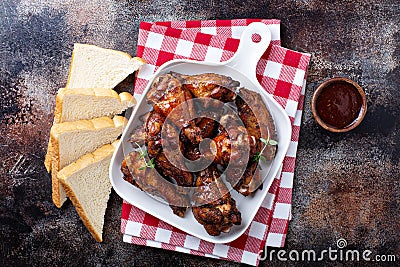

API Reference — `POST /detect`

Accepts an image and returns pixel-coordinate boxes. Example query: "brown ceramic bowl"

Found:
[311,77,367,133]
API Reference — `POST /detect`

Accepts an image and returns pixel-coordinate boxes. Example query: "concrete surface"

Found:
[1,0,399,266]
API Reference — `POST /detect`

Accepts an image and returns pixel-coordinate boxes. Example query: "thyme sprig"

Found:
[253,137,278,163]
[135,142,155,170]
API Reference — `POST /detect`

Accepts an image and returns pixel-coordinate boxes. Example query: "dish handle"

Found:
[224,22,271,84]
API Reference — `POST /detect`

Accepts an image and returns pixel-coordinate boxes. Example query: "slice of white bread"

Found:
[44,89,135,172]
[54,88,136,123]
[50,116,126,208]
[44,43,144,173]
[58,140,119,242]
[66,43,145,89]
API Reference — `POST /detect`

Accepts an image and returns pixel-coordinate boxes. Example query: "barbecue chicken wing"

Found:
[145,110,194,187]
[227,87,277,195]
[236,87,277,161]
[172,72,239,104]
[154,152,194,187]
[210,114,256,167]
[147,73,202,144]
[180,116,220,163]
[145,110,167,158]
[147,73,194,120]
[129,112,150,146]
[192,165,241,236]
[225,161,263,196]
[121,151,189,217]
[196,117,219,139]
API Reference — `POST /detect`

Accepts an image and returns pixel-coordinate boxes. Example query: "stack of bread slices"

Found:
[44,43,145,242]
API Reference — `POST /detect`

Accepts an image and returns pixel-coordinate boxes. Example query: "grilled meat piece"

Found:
[210,114,256,167]
[145,110,185,160]
[225,161,263,196]
[129,126,146,146]
[147,73,202,144]
[222,87,276,196]
[197,117,219,139]
[180,138,216,174]
[180,116,220,168]
[128,112,150,146]
[145,110,165,157]
[145,110,194,187]
[180,114,219,161]
[121,152,189,217]
[183,144,201,161]
[147,74,194,120]
[172,72,239,104]
[236,87,277,162]
[154,152,194,187]
[192,166,241,236]
[181,125,203,145]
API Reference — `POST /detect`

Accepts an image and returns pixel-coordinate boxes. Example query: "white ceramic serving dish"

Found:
[110,22,292,244]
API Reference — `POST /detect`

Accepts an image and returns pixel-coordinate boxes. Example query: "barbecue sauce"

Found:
[316,81,363,129]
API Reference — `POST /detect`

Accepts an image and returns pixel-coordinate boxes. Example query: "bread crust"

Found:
[49,116,125,208]
[58,141,119,242]
[44,137,53,172]
[65,44,145,89]
[46,87,133,174]
[51,157,64,208]
[119,91,136,107]
[53,88,134,123]
[44,43,143,178]
[42,43,144,241]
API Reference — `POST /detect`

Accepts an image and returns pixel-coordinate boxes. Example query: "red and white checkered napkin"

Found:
[121,19,310,266]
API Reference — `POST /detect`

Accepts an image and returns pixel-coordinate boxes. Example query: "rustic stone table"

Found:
[1,0,399,266]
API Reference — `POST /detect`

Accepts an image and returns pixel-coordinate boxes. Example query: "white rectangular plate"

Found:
[110,52,292,244]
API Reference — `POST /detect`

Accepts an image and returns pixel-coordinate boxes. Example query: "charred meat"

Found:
[172,72,238,103]
[123,72,278,235]
[192,165,241,236]
[121,151,189,217]
[147,73,201,144]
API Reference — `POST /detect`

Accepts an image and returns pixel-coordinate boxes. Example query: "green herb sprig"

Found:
[253,137,278,163]
[135,142,155,170]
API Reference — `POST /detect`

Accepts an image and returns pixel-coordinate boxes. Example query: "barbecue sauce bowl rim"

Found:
[311,77,367,133]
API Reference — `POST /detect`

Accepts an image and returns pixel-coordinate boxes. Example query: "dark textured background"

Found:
[1,0,399,266]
